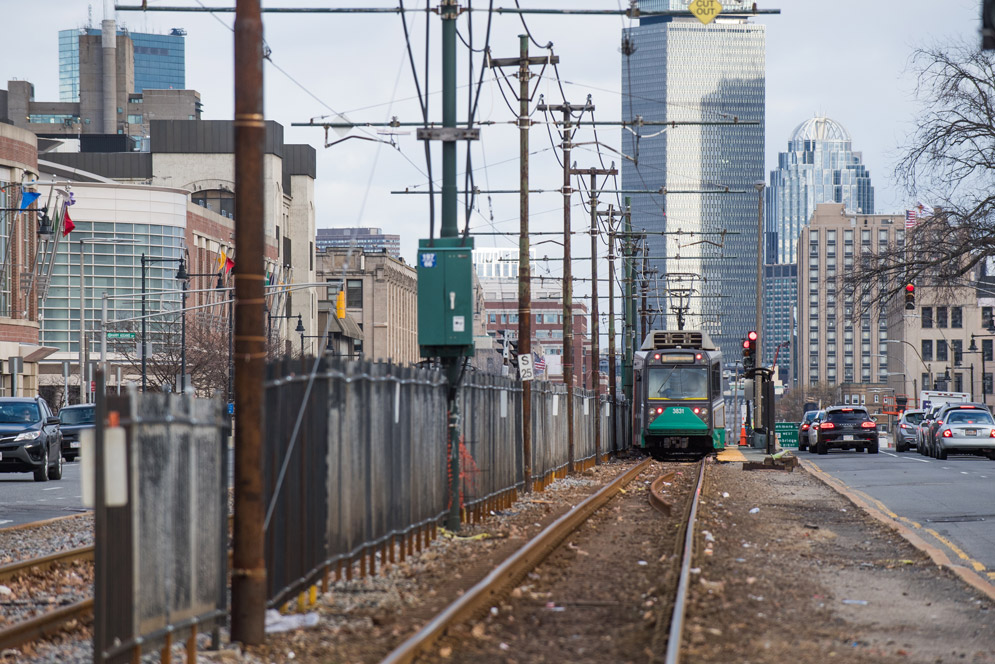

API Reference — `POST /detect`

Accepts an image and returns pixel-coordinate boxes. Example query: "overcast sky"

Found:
[1,1,982,278]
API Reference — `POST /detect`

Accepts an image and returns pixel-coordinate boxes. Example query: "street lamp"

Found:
[79,237,138,403]
[295,314,306,358]
[140,253,187,392]
[968,330,995,407]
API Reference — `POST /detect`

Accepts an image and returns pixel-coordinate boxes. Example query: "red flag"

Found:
[62,210,75,236]
[224,256,234,273]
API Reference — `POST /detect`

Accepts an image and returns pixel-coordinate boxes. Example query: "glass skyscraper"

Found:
[621,1,765,362]
[59,28,186,102]
[763,116,873,374]
[766,116,873,266]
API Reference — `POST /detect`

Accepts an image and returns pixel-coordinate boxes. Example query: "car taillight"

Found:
[936,421,943,426]
[860,421,876,429]
[801,424,809,431]
[900,424,909,429]
[942,429,953,438]
[990,429,995,438]
[820,422,835,430]
[656,407,664,414]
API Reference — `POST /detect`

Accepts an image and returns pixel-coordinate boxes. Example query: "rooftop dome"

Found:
[790,116,851,143]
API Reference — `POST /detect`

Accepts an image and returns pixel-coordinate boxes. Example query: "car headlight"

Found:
[14,430,41,442]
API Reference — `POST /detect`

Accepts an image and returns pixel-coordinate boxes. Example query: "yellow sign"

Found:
[690,0,723,24]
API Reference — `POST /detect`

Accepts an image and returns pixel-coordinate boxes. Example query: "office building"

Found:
[315,227,400,258]
[796,203,904,389]
[59,27,186,102]
[620,0,765,361]
[764,117,874,374]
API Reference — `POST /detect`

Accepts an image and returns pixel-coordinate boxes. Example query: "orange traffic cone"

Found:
[739,426,747,447]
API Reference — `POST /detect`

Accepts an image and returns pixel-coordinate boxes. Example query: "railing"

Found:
[262,357,629,608]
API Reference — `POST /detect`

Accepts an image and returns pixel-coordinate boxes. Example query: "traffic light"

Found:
[743,330,758,371]
[985,0,995,50]
[904,283,915,310]
[336,290,346,319]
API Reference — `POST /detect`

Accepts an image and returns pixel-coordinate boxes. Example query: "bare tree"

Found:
[846,44,995,302]
[777,382,838,422]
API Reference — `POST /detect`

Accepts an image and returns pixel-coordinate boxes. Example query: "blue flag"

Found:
[19,191,40,211]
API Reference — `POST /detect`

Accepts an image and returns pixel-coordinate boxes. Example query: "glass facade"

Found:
[764,117,873,373]
[41,222,185,356]
[767,117,873,266]
[316,227,400,258]
[59,28,186,102]
[621,5,765,362]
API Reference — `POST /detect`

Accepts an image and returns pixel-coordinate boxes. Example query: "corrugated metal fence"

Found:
[263,358,629,608]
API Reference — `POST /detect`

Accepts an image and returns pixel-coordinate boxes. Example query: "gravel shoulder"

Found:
[683,457,995,663]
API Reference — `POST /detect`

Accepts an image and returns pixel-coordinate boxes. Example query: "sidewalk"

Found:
[689,448,995,663]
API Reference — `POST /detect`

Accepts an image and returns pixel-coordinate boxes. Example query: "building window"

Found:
[921,307,932,328]
[922,373,931,390]
[346,279,363,308]
[951,306,962,328]
[984,339,993,362]
[955,373,964,393]
[952,339,963,365]
[489,313,496,324]
[985,373,993,395]
[983,307,993,330]
[192,189,235,219]
[922,339,933,362]
[936,306,948,328]
[937,339,948,362]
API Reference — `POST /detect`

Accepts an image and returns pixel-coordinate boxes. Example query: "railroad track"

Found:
[377,457,707,664]
[0,546,95,651]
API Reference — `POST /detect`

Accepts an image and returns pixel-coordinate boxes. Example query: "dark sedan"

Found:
[58,404,94,462]
[0,397,63,482]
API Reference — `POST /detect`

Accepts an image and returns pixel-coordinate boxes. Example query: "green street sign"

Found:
[107,332,137,340]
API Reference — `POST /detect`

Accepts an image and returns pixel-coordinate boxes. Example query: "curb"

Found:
[0,512,91,534]
[799,458,995,603]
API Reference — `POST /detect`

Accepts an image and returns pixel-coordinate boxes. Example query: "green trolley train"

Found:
[632,330,725,459]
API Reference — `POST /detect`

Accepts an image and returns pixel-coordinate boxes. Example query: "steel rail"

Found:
[0,599,94,651]
[664,460,707,664]
[0,546,94,583]
[648,471,677,515]
[381,457,653,664]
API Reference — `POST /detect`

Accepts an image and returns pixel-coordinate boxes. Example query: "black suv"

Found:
[58,404,94,462]
[0,397,63,481]
[812,405,879,455]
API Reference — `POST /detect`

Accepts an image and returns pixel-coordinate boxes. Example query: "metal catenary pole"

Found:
[231,0,267,646]
[606,208,618,453]
[441,0,462,532]
[489,36,557,491]
[571,166,616,463]
[537,99,593,472]
[641,242,649,340]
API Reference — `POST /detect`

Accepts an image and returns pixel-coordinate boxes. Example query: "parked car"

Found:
[0,397,63,482]
[917,405,945,455]
[58,404,94,462]
[811,405,878,455]
[805,410,826,452]
[930,404,995,460]
[896,409,925,453]
[798,410,819,451]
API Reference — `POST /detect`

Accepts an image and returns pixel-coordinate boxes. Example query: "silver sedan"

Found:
[933,409,995,460]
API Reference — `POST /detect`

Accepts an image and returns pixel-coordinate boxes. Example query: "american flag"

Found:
[534,353,546,373]
[905,210,917,229]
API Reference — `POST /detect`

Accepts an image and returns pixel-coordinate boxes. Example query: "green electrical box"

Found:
[417,237,475,358]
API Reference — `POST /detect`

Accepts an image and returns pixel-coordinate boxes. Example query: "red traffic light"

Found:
[743,339,750,349]
[747,330,758,341]
[905,283,915,293]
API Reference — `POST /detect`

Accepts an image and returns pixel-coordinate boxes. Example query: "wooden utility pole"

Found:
[537,98,593,473]
[570,166,616,465]
[231,0,267,646]
[490,37,558,491]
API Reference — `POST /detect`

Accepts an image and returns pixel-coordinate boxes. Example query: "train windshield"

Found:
[648,366,708,399]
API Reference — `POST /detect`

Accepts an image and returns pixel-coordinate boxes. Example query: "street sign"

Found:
[774,421,799,448]
[518,353,534,382]
[107,332,136,340]
[690,0,722,25]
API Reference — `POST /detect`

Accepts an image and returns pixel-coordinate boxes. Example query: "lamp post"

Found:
[140,254,187,392]
[177,256,225,394]
[267,308,301,352]
[79,237,137,403]
[295,314,305,358]
[883,339,932,404]
[968,330,995,408]
[753,180,765,434]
